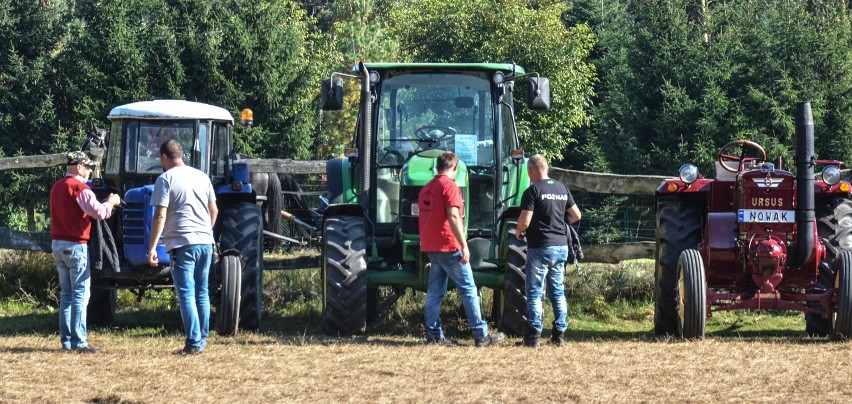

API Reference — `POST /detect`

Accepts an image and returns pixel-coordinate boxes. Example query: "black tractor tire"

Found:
[322,215,367,335]
[219,202,264,331]
[655,196,703,336]
[676,249,707,339]
[87,287,117,327]
[808,197,852,336]
[216,255,242,336]
[832,252,852,340]
[498,220,528,337]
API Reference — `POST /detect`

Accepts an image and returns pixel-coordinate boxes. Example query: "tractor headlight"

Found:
[410,203,419,216]
[822,165,841,186]
[679,164,699,184]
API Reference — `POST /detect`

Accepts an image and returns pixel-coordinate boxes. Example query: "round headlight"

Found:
[493,71,505,85]
[369,70,381,84]
[679,164,699,184]
[822,165,841,186]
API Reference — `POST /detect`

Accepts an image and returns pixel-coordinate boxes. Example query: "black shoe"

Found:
[426,338,459,346]
[474,332,505,347]
[73,345,100,353]
[515,334,540,347]
[550,330,565,347]
[175,347,202,356]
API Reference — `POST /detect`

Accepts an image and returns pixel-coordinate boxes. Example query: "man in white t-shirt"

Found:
[147,140,218,355]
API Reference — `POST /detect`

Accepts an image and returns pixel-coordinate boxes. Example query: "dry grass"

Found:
[2,331,852,403]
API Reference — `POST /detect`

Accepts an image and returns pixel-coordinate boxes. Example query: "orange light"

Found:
[240,108,254,125]
[344,148,359,159]
[667,182,678,192]
[840,181,851,193]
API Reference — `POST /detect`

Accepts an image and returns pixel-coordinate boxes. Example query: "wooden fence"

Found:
[1,149,663,263]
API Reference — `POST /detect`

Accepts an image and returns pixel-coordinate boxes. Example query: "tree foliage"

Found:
[576,0,852,175]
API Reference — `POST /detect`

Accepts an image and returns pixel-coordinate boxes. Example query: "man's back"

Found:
[522,179,573,248]
[151,165,215,250]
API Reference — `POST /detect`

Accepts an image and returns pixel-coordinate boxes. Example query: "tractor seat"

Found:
[715,161,738,181]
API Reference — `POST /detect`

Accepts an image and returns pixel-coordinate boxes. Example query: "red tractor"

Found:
[655,102,852,339]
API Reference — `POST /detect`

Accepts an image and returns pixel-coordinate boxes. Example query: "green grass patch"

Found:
[0,250,817,340]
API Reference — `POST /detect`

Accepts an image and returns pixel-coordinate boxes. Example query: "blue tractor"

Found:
[86,100,263,335]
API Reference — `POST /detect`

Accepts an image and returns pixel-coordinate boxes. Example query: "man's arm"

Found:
[76,189,120,220]
[516,210,533,240]
[446,206,469,264]
[147,206,167,266]
[208,201,218,229]
[566,204,582,224]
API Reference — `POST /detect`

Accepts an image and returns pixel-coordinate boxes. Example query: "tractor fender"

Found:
[323,203,365,220]
[498,207,523,223]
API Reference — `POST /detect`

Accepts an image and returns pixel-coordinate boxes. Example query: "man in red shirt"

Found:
[49,151,120,353]
[418,151,504,347]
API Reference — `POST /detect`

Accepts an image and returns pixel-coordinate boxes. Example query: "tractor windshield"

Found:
[376,72,494,167]
[122,121,207,174]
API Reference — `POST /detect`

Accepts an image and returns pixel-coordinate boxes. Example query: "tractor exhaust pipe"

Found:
[358,62,372,212]
[792,101,815,268]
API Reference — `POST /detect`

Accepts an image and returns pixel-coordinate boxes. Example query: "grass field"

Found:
[2,253,852,402]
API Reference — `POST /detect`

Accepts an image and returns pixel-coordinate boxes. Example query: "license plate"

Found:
[738,209,795,223]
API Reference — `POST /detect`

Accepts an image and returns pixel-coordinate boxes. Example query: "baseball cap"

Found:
[66,151,95,167]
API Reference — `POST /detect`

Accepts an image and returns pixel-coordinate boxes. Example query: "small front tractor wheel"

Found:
[498,220,528,337]
[218,201,264,331]
[676,249,707,339]
[831,251,852,340]
[655,196,703,335]
[321,215,367,335]
[216,254,242,336]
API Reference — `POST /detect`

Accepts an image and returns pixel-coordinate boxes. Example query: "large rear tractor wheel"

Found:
[322,215,367,335]
[676,250,707,339]
[219,202,264,331]
[216,255,242,336]
[87,287,117,327]
[498,220,527,337]
[808,197,852,336]
[831,251,852,340]
[655,196,704,335]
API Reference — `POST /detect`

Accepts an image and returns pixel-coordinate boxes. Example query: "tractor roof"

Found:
[354,62,527,75]
[108,100,234,122]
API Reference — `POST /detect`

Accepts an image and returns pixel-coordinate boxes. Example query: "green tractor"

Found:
[319,62,551,335]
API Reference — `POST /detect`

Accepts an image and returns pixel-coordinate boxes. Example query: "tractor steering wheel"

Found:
[414,125,457,142]
[716,140,767,173]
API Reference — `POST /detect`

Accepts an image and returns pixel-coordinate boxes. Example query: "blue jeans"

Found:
[52,240,91,349]
[171,244,212,350]
[525,245,569,335]
[424,251,488,340]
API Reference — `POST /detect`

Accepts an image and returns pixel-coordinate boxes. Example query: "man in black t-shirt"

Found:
[516,154,582,347]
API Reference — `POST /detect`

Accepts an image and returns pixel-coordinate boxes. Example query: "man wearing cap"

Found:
[49,151,121,353]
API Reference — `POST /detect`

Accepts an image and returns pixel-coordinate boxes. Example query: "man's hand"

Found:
[147,248,158,267]
[106,193,121,208]
[460,245,470,265]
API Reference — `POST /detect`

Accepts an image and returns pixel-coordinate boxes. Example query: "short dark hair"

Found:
[159,139,182,160]
[436,151,459,172]
[528,154,548,172]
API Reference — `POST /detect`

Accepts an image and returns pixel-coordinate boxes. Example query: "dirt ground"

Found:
[2,332,852,403]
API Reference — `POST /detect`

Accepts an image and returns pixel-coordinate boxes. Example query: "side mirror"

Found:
[527,76,551,111]
[321,78,344,111]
